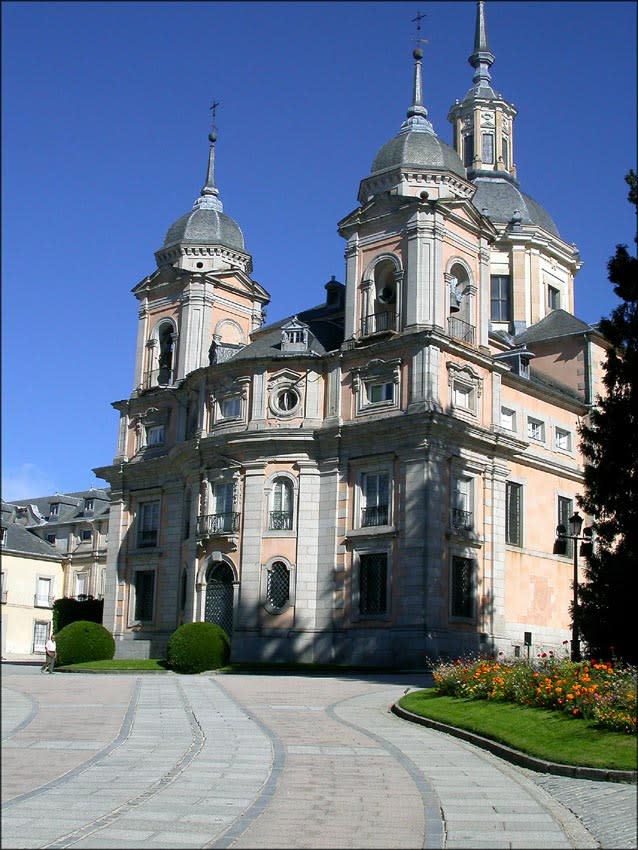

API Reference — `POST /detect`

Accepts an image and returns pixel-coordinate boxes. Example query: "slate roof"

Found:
[471,177,559,236]
[370,128,466,178]
[515,310,596,345]
[1,503,62,558]
[8,488,110,527]
[161,207,245,253]
[229,287,345,363]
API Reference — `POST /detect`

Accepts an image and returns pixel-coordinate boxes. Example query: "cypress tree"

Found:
[577,171,637,663]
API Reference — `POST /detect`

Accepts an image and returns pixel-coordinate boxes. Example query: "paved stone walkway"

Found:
[1,665,635,849]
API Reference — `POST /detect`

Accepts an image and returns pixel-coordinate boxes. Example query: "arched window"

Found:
[266,561,290,611]
[269,478,294,530]
[371,259,397,334]
[158,322,175,386]
[446,262,475,345]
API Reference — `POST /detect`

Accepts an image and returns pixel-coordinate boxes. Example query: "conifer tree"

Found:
[577,171,637,663]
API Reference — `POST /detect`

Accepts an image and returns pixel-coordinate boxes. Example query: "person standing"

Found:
[41,634,56,673]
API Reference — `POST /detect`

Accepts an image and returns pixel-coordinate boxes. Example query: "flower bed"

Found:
[431,655,637,734]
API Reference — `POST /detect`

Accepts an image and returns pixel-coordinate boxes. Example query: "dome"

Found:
[162,207,245,252]
[370,128,466,178]
[472,177,559,236]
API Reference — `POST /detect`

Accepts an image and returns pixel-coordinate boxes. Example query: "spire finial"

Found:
[402,11,433,133]
[469,1,495,87]
[194,101,223,211]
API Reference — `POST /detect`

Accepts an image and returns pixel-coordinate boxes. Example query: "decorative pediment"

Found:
[280,316,310,352]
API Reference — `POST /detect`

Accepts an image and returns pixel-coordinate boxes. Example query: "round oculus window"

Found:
[271,387,300,416]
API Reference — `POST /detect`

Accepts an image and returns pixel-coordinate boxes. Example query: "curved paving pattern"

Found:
[1,666,636,849]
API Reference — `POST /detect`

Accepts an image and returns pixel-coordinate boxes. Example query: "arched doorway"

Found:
[204,561,234,639]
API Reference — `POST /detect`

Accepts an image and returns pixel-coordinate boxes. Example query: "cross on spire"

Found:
[209,100,220,131]
[412,10,428,47]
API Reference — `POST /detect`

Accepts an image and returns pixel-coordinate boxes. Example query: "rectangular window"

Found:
[81,529,92,541]
[220,397,241,420]
[555,427,572,451]
[138,500,160,548]
[47,533,56,544]
[558,496,574,557]
[134,570,155,622]
[502,135,509,168]
[490,275,511,322]
[452,477,473,531]
[506,482,523,546]
[33,621,49,653]
[84,499,94,513]
[452,382,473,411]
[548,285,561,311]
[75,573,88,598]
[213,482,236,532]
[183,491,191,540]
[527,416,545,442]
[35,577,52,607]
[49,503,59,518]
[366,380,393,405]
[147,425,165,446]
[361,472,390,527]
[358,552,388,616]
[464,133,474,167]
[500,406,516,431]
[481,132,494,164]
[451,556,474,619]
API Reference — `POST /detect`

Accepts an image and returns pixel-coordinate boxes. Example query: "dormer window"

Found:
[281,317,309,353]
[49,503,59,519]
[84,499,94,514]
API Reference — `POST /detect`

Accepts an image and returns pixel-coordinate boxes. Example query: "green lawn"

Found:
[399,689,637,771]
[58,659,169,672]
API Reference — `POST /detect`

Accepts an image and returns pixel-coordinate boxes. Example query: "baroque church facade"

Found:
[96,2,607,665]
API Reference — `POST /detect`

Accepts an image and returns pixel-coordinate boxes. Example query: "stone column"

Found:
[343,238,359,341]
[236,463,266,631]
[102,484,127,637]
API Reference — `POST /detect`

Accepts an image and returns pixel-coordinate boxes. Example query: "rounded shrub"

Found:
[167,622,230,674]
[56,620,115,666]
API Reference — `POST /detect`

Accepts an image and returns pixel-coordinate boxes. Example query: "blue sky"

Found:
[2,1,636,501]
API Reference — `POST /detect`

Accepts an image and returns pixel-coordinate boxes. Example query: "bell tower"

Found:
[129,115,269,394]
[448,0,517,180]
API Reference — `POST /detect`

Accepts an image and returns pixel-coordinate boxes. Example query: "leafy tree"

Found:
[577,171,637,663]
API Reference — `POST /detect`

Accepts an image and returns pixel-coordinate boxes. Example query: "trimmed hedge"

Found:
[167,622,230,674]
[56,620,115,667]
[52,597,104,633]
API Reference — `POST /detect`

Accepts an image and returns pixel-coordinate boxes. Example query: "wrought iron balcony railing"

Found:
[269,511,293,531]
[451,508,473,532]
[361,505,389,527]
[447,316,476,346]
[360,312,397,337]
[141,367,175,390]
[138,529,158,548]
[197,512,240,538]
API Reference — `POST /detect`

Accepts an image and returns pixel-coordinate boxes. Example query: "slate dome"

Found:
[472,177,559,237]
[371,128,466,179]
[162,207,245,252]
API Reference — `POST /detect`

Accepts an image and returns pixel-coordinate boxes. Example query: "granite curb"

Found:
[392,702,638,784]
